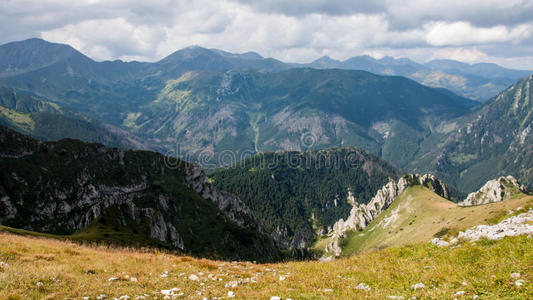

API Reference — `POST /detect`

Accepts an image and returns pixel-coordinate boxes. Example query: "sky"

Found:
[2,0,533,69]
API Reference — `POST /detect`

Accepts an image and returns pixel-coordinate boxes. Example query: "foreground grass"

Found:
[0,232,532,299]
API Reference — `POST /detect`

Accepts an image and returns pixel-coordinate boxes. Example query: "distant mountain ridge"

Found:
[2,38,530,101]
[299,55,531,101]
[0,38,478,172]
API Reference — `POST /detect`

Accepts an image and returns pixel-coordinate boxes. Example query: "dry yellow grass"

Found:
[338,186,533,254]
[0,229,532,299]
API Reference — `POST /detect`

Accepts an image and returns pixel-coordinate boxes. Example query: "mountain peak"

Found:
[0,38,88,76]
[209,48,263,60]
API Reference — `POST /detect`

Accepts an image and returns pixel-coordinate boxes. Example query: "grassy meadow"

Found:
[0,228,531,299]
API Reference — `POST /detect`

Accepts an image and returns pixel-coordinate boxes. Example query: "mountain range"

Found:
[0,37,532,195]
[2,125,531,263]
[299,55,531,101]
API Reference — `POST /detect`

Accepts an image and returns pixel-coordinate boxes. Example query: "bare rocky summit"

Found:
[458,176,530,206]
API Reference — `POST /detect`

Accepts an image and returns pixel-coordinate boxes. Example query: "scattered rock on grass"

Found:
[431,238,450,247]
[225,281,239,288]
[189,274,199,281]
[458,210,533,241]
[161,288,180,296]
[515,279,525,287]
[270,297,281,300]
[355,283,371,291]
[511,273,521,279]
[453,291,465,296]
[411,283,425,290]
[228,291,235,298]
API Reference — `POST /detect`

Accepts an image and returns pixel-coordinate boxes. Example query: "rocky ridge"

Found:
[458,176,530,206]
[325,174,449,256]
[0,126,281,261]
[184,164,259,230]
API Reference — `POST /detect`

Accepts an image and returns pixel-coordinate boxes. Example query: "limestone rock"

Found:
[431,238,450,247]
[184,164,260,230]
[458,209,533,241]
[458,176,530,206]
[325,174,449,256]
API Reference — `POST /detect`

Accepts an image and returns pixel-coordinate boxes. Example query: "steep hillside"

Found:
[410,75,533,192]
[0,87,145,149]
[0,127,281,262]
[322,174,452,256]
[336,185,532,256]
[209,147,402,249]
[130,68,476,167]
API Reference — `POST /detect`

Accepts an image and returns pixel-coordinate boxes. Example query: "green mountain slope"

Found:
[0,127,281,262]
[0,87,145,149]
[0,38,477,171]
[209,147,402,249]
[338,185,533,256]
[128,68,476,167]
[410,74,533,191]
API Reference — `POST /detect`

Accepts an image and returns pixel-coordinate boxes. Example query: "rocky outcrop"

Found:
[458,176,530,206]
[458,209,533,241]
[184,164,259,229]
[0,126,281,262]
[325,174,449,256]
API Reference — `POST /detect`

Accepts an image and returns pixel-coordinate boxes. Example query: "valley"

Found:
[1,35,533,299]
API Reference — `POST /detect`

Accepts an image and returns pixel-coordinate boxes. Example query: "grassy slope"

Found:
[341,185,533,255]
[0,230,532,299]
[0,221,173,250]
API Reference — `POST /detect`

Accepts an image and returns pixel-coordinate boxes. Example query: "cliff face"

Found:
[325,174,450,256]
[0,126,281,262]
[209,148,403,251]
[184,165,259,229]
[458,176,530,206]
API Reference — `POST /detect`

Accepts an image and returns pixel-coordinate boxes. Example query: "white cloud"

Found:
[1,0,533,68]
[424,22,530,46]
